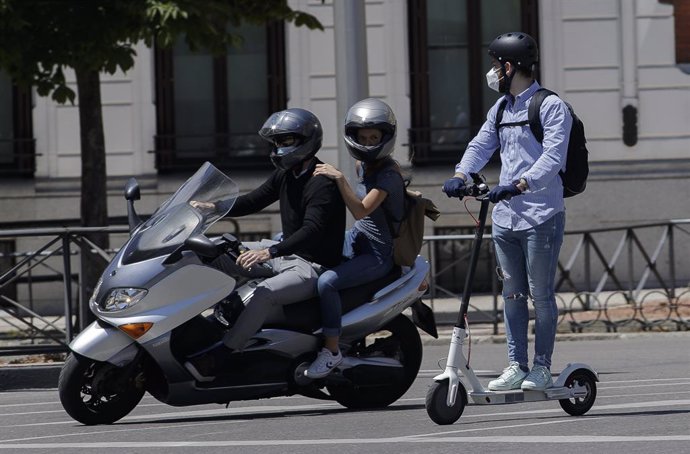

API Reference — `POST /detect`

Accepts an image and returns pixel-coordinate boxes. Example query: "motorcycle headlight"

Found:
[102,288,148,312]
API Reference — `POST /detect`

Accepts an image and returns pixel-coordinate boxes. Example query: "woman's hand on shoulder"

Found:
[314,163,343,181]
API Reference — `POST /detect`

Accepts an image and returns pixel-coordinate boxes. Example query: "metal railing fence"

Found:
[1,219,689,355]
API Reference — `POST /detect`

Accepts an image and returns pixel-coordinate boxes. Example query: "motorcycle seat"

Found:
[266,266,402,333]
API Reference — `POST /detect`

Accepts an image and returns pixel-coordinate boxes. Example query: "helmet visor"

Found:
[272,134,300,148]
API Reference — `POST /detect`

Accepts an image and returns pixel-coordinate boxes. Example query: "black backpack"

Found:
[495,88,589,198]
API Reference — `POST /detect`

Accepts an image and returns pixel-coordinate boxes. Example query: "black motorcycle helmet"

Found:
[343,98,397,163]
[488,32,539,70]
[259,108,323,171]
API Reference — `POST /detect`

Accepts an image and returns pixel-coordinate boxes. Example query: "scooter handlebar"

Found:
[446,172,490,199]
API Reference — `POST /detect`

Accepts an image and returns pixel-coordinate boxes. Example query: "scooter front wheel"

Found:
[558,368,597,416]
[58,352,145,425]
[426,379,467,425]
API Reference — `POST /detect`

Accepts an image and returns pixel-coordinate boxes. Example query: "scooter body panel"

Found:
[94,264,236,344]
[69,321,136,364]
[340,257,429,341]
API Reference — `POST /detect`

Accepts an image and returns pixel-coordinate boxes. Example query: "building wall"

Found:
[2,0,690,301]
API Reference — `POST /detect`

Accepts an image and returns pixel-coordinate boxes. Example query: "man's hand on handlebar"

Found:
[443,173,489,199]
[442,177,467,198]
[236,248,271,270]
[488,182,523,203]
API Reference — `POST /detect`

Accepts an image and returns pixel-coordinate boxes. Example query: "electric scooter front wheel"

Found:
[558,368,597,416]
[425,379,467,425]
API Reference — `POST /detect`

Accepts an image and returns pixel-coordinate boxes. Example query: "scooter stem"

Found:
[456,197,490,328]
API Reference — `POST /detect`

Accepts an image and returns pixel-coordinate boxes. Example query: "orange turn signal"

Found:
[418,279,429,292]
[118,322,154,339]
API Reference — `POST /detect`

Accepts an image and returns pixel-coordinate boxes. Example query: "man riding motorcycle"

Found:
[186,108,346,380]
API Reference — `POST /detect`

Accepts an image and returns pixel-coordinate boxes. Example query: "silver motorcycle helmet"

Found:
[343,98,397,163]
[259,108,323,170]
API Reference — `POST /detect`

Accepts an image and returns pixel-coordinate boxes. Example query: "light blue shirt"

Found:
[455,81,572,231]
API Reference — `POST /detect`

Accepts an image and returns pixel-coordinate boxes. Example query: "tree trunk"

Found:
[75,67,109,330]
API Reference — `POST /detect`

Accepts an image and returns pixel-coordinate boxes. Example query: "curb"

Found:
[0,363,62,391]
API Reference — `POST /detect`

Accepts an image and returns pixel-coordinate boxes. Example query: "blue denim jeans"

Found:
[318,230,393,337]
[492,211,565,369]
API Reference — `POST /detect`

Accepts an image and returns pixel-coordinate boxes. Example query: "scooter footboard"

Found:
[69,321,138,365]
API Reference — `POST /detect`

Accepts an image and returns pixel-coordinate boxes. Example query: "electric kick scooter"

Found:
[425,174,598,425]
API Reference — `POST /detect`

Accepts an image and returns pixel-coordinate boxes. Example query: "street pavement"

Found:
[0,333,688,453]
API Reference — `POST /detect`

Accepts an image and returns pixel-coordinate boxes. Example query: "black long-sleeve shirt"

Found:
[226,159,346,268]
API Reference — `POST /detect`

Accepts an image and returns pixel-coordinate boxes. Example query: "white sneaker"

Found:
[488,362,528,391]
[521,365,553,390]
[305,348,343,379]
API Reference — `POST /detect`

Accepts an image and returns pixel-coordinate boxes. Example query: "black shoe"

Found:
[185,342,231,382]
[214,294,245,327]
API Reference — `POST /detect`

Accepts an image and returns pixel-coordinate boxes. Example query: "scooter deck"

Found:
[468,385,583,405]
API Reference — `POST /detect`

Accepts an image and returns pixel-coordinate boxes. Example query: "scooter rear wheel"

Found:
[59,352,144,425]
[327,315,422,409]
[426,379,467,425]
[558,368,597,416]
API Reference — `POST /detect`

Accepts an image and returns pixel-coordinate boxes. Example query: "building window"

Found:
[408,0,538,165]
[0,70,34,177]
[154,22,286,172]
[659,0,690,64]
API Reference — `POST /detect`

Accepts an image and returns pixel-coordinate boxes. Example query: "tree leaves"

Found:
[0,0,323,103]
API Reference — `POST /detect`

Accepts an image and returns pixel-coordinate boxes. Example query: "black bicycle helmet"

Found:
[343,98,397,163]
[259,108,323,170]
[488,32,539,69]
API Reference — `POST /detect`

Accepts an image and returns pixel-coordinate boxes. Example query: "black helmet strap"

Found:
[498,61,516,94]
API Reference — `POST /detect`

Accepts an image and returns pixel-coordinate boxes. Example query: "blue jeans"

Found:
[318,230,393,337]
[492,211,565,369]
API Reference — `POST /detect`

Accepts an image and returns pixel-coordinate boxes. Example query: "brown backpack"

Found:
[392,190,440,266]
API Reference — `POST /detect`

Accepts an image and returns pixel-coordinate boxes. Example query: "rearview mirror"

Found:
[185,235,221,258]
[124,178,141,201]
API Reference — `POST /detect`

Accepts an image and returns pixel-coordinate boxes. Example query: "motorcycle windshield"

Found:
[121,162,239,264]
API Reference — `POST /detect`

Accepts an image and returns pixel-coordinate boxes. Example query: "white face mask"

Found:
[486,67,501,92]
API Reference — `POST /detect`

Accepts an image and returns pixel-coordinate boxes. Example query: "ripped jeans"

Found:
[492,211,565,369]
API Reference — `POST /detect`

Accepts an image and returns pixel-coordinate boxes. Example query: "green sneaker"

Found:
[521,365,553,391]
[488,362,528,391]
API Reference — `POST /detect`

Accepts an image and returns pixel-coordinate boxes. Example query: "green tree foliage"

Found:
[0,0,322,329]
[0,0,322,102]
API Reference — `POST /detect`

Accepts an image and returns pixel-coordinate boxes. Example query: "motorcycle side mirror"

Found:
[185,235,221,258]
[124,178,142,234]
[124,178,141,201]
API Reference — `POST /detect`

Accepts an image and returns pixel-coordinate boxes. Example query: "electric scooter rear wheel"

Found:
[558,368,597,416]
[425,379,467,425]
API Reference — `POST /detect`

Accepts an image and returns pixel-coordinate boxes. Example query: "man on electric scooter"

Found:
[442,32,571,391]
[187,108,346,380]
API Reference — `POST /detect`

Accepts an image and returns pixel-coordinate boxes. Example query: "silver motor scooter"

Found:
[58,162,437,425]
